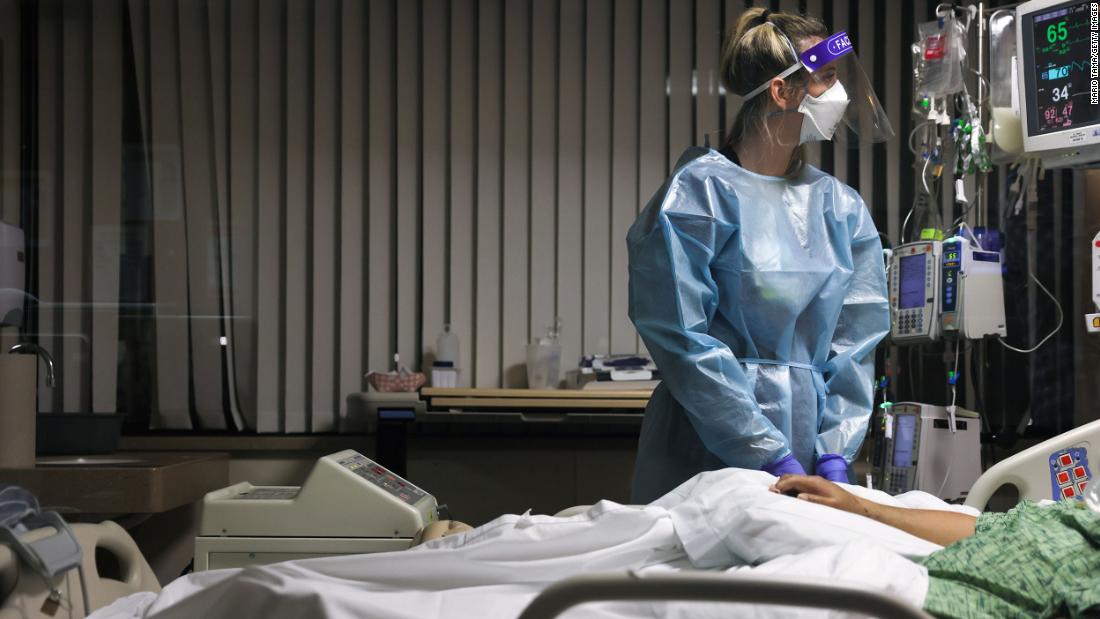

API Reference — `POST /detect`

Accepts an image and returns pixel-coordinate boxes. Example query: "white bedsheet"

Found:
[91,469,976,619]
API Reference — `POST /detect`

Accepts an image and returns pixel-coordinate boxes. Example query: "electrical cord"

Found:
[908,120,933,156]
[998,270,1064,354]
[921,154,933,195]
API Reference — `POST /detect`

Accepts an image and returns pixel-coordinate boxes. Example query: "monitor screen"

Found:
[1021,1,1100,137]
[899,254,926,310]
[893,414,917,468]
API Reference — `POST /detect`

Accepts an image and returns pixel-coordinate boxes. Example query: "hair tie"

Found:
[759,9,771,24]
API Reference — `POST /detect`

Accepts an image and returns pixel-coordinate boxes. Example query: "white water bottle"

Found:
[433,325,460,388]
[436,324,459,364]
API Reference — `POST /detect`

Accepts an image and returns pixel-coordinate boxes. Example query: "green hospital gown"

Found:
[920,500,1100,618]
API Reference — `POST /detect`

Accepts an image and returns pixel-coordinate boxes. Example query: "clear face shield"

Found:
[745,30,895,148]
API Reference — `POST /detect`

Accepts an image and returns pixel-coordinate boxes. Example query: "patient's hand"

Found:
[769,475,870,518]
[770,474,977,546]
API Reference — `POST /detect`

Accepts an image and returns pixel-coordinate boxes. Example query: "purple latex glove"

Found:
[815,454,849,483]
[762,453,806,477]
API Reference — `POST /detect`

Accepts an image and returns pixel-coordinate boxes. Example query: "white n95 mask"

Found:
[797,80,850,143]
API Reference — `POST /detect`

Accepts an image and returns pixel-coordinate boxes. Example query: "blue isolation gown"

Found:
[628,147,890,503]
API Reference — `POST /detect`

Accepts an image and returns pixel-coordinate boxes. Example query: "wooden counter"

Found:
[118,434,369,452]
[0,452,229,514]
[421,387,652,410]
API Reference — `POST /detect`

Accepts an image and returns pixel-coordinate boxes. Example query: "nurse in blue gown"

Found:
[628,7,894,503]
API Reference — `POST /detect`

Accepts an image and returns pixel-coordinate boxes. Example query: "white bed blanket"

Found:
[92,469,976,619]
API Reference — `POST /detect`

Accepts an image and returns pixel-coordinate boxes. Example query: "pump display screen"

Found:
[893,415,917,467]
[1021,1,1100,136]
[899,254,926,310]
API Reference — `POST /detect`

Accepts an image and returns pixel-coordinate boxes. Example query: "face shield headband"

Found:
[743,29,895,145]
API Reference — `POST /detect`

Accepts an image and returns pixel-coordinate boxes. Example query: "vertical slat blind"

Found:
[30,0,987,432]
[228,0,258,430]
[556,0,584,382]
[0,0,21,226]
[35,0,60,413]
[610,0,638,356]
[529,0,557,371]
[474,0,502,389]
[311,0,339,431]
[448,0,476,389]
[60,0,90,413]
[500,0,530,387]
[337,0,367,431]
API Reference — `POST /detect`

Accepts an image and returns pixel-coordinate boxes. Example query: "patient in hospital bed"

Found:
[770,474,1100,618]
[91,469,1100,619]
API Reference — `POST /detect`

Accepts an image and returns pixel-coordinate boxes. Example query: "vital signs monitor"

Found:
[1016,0,1100,166]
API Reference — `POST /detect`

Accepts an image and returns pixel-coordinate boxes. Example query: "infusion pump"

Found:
[872,402,983,501]
[194,450,438,571]
[889,241,942,344]
[889,239,1006,344]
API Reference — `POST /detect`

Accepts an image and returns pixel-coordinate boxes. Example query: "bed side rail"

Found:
[965,418,1100,510]
[516,571,933,619]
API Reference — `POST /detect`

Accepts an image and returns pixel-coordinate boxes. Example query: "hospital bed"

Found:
[516,572,933,619]
[3,417,1097,618]
[0,520,158,619]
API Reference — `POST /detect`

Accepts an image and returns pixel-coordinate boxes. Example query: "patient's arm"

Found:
[770,475,977,547]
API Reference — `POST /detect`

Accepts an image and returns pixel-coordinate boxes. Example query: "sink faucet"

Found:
[8,343,56,387]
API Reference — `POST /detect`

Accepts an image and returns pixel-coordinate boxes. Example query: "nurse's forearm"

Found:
[856,499,977,547]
